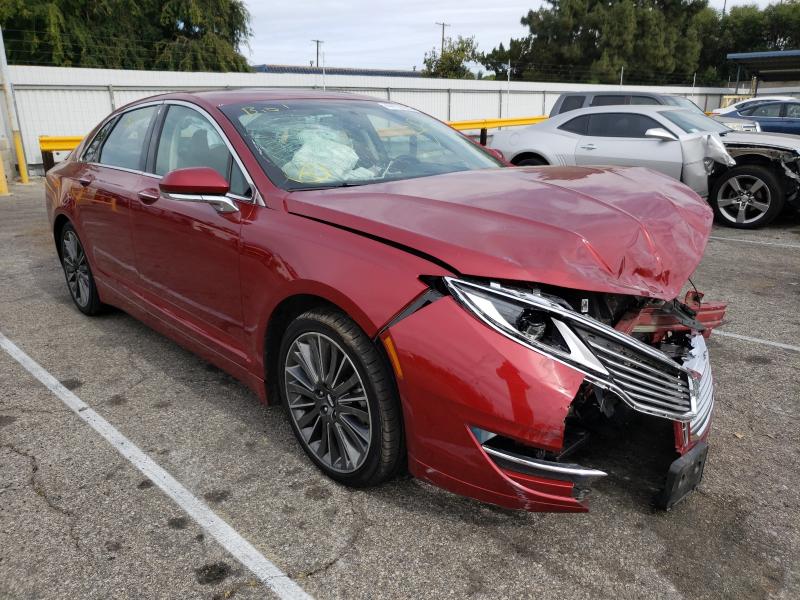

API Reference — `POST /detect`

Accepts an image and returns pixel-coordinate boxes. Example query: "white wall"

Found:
[7,65,797,167]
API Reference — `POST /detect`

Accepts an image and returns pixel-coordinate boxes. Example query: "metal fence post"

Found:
[0,26,28,183]
[447,89,452,121]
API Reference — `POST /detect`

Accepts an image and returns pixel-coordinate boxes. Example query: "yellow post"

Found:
[12,130,27,183]
[0,152,9,196]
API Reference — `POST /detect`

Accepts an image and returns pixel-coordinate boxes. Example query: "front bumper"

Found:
[385,295,716,512]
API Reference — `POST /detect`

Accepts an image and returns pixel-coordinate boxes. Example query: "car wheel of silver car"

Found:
[710,165,784,229]
[59,223,103,315]
[278,307,405,487]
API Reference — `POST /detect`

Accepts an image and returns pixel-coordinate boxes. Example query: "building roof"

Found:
[251,64,422,78]
[727,50,800,82]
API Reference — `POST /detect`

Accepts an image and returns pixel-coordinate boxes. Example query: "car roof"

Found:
[126,88,382,111]
[550,104,686,120]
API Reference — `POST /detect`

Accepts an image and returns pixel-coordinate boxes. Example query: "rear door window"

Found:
[99,106,158,170]
[590,95,627,107]
[558,95,586,113]
[82,119,117,163]
[785,103,800,118]
[629,96,660,105]
[558,115,589,135]
[744,103,782,117]
[587,113,662,138]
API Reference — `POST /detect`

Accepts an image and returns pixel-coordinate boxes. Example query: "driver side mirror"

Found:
[644,127,678,142]
[159,167,238,213]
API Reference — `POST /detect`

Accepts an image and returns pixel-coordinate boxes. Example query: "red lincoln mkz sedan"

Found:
[46,90,725,512]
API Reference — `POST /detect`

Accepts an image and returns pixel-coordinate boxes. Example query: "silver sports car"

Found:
[490,105,800,228]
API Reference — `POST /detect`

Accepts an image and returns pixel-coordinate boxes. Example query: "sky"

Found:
[243,0,776,71]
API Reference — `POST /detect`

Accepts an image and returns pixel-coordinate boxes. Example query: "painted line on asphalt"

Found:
[708,236,800,250]
[714,330,800,353]
[0,331,313,600]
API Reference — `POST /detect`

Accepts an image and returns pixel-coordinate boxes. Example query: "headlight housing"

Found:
[444,277,608,376]
[442,277,700,422]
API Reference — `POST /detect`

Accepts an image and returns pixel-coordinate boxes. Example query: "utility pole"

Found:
[435,22,450,54]
[619,65,624,87]
[311,39,323,67]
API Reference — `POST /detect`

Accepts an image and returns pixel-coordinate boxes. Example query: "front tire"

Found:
[278,308,404,487]
[710,165,784,229]
[59,223,103,315]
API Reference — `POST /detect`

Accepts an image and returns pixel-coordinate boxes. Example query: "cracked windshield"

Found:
[222,100,501,189]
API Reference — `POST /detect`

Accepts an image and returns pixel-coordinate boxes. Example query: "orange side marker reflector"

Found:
[383,335,404,380]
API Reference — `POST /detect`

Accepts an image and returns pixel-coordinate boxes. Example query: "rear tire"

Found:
[515,156,547,166]
[59,223,103,315]
[278,308,404,487]
[710,165,784,229]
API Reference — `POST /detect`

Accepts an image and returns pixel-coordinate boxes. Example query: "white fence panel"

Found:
[8,64,797,169]
[15,88,113,163]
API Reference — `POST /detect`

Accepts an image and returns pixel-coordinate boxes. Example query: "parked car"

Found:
[727,100,800,134]
[711,96,796,115]
[47,90,723,513]
[491,104,800,228]
[549,91,761,131]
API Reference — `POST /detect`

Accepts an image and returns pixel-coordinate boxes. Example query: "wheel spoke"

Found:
[728,177,744,194]
[332,423,357,468]
[717,196,738,208]
[287,381,316,399]
[332,373,360,399]
[339,415,370,447]
[750,200,770,214]
[737,203,747,223]
[748,179,765,194]
[296,407,321,429]
[295,343,320,385]
[338,404,369,422]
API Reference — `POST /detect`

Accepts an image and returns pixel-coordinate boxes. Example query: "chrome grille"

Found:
[575,326,696,421]
[683,335,714,439]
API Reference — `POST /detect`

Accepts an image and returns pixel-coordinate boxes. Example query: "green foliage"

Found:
[480,0,800,85]
[0,0,252,71]
[422,35,479,79]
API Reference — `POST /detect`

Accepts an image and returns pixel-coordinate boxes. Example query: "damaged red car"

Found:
[46,90,725,512]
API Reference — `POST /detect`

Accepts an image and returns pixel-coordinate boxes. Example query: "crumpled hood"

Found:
[285,166,713,300]
[723,131,800,151]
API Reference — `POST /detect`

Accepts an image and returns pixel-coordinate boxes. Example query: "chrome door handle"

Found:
[579,144,596,150]
[137,189,160,204]
[77,176,94,187]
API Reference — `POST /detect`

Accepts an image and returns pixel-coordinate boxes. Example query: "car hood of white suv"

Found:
[722,130,800,151]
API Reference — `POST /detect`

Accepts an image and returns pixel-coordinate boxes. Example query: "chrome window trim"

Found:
[78,98,264,208]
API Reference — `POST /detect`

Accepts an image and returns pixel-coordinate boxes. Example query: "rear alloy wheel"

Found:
[279,308,404,487]
[60,224,103,315]
[710,165,784,229]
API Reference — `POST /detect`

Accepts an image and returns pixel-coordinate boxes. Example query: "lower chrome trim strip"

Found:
[483,445,607,483]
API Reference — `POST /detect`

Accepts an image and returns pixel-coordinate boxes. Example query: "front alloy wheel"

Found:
[711,165,783,229]
[278,308,404,487]
[284,332,372,473]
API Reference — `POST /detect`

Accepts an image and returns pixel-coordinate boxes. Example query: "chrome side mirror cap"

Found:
[645,127,678,142]
[165,192,239,213]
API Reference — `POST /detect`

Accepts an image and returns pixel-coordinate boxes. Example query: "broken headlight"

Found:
[444,278,607,375]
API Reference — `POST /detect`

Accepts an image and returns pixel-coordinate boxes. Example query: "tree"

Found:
[0,0,252,71]
[480,0,707,85]
[422,35,479,79]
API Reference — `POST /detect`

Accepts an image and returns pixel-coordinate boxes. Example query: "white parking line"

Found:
[0,332,313,600]
[714,330,800,353]
[709,236,800,250]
